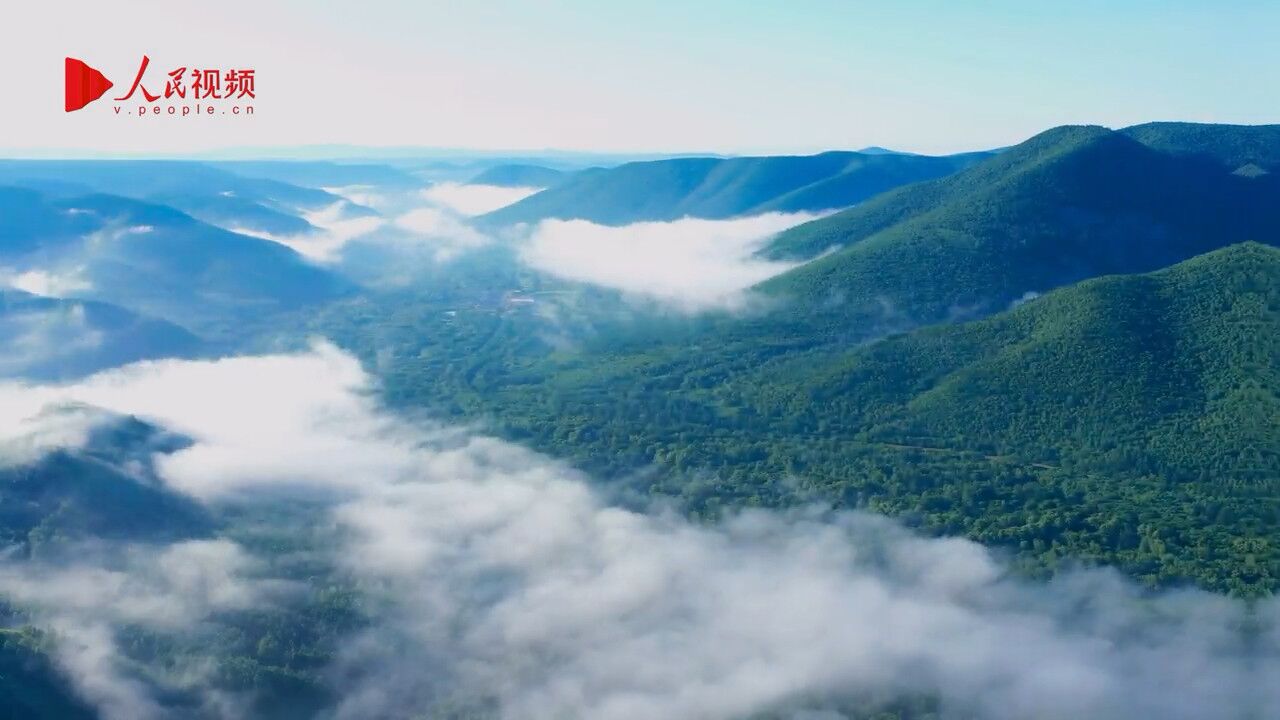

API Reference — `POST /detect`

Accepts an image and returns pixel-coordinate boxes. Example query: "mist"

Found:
[0,344,1275,719]
[420,183,545,216]
[518,213,824,311]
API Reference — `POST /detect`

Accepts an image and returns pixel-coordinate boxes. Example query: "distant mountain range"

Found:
[0,160,359,238]
[0,186,351,347]
[479,149,993,225]
[468,163,568,188]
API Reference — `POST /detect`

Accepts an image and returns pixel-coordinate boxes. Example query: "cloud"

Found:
[230,201,387,263]
[0,345,1275,719]
[518,213,822,311]
[0,540,264,630]
[421,183,543,216]
[321,185,388,211]
[209,184,812,305]
[5,267,93,298]
[0,539,273,720]
[85,225,153,249]
[233,187,496,268]
[393,207,493,261]
[0,303,105,378]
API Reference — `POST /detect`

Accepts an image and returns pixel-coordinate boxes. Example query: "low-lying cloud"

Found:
[231,202,387,263]
[421,182,543,216]
[4,267,93,298]
[0,345,1276,719]
[234,186,502,268]
[188,178,823,309]
[0,303,104,378]
[519,213,822,310]
[0,539,277,720]
[393,207,493,261]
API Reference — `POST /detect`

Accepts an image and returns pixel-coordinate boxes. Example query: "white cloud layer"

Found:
[393,207,493,261]
[228,186,504,266]
[5,267,93,298]
[519,213,822,310]
[231,201,387,263]
[0,540,273,720]
[0,345,1276,719]
[189,176,820,308]
[421,183,544,216]
[0,304,105,378]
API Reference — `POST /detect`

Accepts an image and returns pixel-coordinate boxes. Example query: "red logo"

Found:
[64,55,256,117]
[65,57,114,112]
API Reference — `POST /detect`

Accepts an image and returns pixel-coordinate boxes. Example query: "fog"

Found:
[5,267,93,298]
[420,183,544,216]
[518,213,823,311]
[183,178,824,310]
[0,345,1275,719]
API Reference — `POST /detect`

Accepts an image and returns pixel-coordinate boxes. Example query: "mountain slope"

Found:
[0,188,352,339]
[1122,121,1280,171]
[479,150,990,226]
[758,124,1280,336]
[0,160,355,238]
[0,290,204,379]
[317,243,1279,594]
[0,160,339,209]
[746,242,1277,483]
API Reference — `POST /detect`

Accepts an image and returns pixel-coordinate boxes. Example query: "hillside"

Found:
[0,290,204,379]
[0,160,360,238]
[478,150,990,225]
[317,243,1279,594]
[1122,121,1280,171]
[0,188,352,339]
[757,124,1280,337]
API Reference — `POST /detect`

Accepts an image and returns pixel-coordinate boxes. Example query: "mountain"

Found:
[0,188,352,339]
[318,242,1277,594]
[0,631,96,720]
[468,163,567,188]
[0,160,356,238]
[147,191,317,236]
[0,290,204,379]
[856,146,916,156]
[1121,121,1280,171]
[0,160,339,208]
[757,123,1280,337]
[214,160,422,189]
[0,415,213,551]
[478,150,992,226]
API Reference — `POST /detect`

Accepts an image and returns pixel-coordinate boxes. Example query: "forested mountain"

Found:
[479,149,991,225]
[758,124,1280,338]
[0,290,203,379]
[0,160,378,237]
[1120,121,1280,170]
[316,243,1279,594]
[0,160,340,209]
[0,187,351,339]
[2,123,1279,720]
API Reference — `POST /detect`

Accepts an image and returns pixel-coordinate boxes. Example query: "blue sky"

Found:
[6,0,1277,155]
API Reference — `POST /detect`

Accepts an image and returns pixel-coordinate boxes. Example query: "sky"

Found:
[2,0,1277,156]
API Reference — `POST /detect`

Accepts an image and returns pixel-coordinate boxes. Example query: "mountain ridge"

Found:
[478,149,992,225]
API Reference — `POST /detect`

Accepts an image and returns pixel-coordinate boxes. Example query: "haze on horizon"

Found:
[3,0,1277,157]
